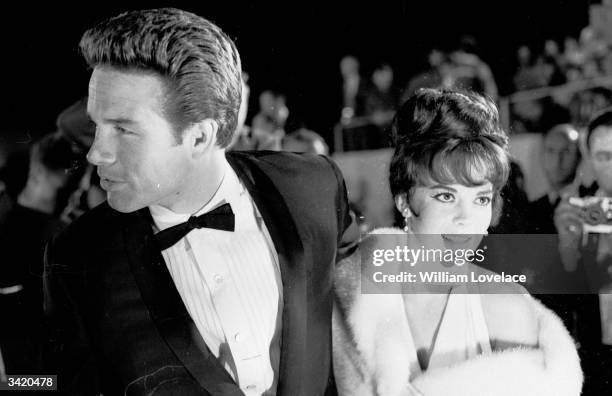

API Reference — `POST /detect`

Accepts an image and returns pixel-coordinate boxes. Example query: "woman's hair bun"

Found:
[391,88,506,149]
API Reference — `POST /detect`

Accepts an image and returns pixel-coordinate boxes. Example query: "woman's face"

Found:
[402,181,493,247]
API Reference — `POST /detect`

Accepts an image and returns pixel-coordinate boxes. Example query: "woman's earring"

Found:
[403,208,411,232]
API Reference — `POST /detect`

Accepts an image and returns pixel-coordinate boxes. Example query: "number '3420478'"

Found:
[0,375,57,390]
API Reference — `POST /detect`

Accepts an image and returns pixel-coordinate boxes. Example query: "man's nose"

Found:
[86,132,116,166]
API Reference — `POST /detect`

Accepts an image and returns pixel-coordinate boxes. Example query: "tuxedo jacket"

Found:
[43,151,358,396]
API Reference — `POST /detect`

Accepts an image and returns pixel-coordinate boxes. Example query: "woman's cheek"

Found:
[474,207,493,233]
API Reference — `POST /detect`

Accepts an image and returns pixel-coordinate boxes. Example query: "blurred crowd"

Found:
[511,26,612,133]
[339,31,612,151]
[513,28,612,92]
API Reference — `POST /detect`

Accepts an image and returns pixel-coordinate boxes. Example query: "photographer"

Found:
[555,112,612,286]
[554,109,612,394]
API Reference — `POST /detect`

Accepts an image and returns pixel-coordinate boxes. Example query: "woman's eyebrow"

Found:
[428,184,456,192]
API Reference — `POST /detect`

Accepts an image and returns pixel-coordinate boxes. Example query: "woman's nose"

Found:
[453,200,473,227]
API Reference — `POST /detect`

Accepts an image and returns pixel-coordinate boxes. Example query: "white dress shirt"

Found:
[149,161,283,395]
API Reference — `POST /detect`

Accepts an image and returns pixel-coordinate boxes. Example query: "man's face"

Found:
[86,67,193,213]
[543,132,579,188]
[372,66,393,91]
[590,126,612,195]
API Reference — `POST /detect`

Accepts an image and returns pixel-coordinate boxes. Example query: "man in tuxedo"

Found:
[528,123,581,234]
[554,110,612,394]
[43,8,357,395]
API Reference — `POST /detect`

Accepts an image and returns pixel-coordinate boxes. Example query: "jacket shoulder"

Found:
[228,150,337,179]
[56,202,120,241]
[47,202,128,266]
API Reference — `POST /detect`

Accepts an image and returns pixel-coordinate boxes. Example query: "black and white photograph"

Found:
[0,1,609,394]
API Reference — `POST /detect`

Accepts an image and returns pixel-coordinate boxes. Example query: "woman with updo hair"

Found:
[332,89,582,396]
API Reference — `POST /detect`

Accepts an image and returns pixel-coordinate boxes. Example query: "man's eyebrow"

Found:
[107,118,138,125]
[86,113,137,126]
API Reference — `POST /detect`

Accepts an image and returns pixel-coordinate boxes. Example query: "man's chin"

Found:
[107,195,146,213]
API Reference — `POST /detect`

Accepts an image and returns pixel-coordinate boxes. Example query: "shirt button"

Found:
[214,274,224,284]
[234,333,242,342]
[246,384,256,390]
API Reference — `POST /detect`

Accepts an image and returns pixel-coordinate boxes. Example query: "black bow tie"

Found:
[154,203,235,251]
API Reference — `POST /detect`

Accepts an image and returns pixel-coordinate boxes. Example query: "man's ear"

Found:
[394,193,413,219]
[184,119,219,156]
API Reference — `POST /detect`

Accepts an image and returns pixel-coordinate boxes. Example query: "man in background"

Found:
[554,109,612,394]
[529,124,582,234]
[0,133,76,374]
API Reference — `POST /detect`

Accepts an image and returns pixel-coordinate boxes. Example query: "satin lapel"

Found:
[227,153,307,394]
[123,209,242,396]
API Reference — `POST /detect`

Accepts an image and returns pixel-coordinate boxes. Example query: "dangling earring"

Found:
[402,208,411,233]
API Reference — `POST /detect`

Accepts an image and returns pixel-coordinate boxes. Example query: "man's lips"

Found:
[99,175,125,190]
[97,171,123,183]
[100,176,122,182]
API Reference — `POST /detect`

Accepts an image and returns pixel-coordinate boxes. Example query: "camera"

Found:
[568,196,612,233]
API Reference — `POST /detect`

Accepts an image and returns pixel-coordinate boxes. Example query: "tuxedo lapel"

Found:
[123,210,242,396]
[227,153,307,394]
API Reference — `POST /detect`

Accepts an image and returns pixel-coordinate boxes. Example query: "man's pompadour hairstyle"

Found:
[80,8,242,147]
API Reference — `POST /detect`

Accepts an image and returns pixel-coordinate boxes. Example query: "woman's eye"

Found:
[433,192,454,202]
[476,196,492,206]
[595,152,612,162]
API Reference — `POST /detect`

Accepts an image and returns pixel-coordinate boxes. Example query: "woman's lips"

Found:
[442,234,472,243]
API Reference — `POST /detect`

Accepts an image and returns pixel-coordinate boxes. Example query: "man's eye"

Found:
[476,196,492,206]
[433,192,454,202]
[116,126,132,134]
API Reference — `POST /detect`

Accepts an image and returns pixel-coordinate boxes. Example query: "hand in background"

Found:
[554,199,583,271]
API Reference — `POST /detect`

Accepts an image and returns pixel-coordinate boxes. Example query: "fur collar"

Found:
[333,228,583,396]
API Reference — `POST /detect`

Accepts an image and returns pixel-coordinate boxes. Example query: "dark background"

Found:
[0,0,594,144]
